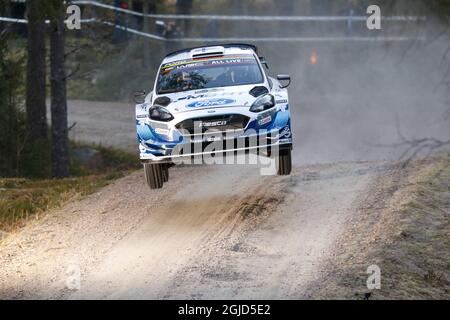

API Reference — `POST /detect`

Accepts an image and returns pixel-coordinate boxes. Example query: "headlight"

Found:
[249,94,275,113]
[149,105,174,122]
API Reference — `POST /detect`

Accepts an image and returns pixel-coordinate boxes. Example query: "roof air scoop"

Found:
[190,46,225,59]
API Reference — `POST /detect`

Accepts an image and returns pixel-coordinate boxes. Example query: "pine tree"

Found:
[49,0,70,178]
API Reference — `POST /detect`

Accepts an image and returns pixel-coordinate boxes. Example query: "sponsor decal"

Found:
[275,99,288,104]
[279,138,292,144]
[258,115,272,126]
[136,114,147,119]
[161,55,255,72]
[280,126,292,138]
[155,127,170,136]
[187,98,235,108]
[197,120,227,128]
[177,94,206,101]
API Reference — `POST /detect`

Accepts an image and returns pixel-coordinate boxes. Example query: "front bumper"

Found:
[137,105,292,163]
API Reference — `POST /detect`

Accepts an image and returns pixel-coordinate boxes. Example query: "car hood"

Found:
[151,84,261,114]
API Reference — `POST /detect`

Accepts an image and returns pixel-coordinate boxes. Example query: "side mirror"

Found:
[259,56,269,69]
[277,75,291,88]
[133,90,146,104]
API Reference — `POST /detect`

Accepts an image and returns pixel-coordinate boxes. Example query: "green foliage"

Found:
[41,0,65,20]
[20,137,52,178]
[69,141,140,176]
[0,38,27,177]
[0,143,138,233]
[0,175,115,232]
[0,38,52,179]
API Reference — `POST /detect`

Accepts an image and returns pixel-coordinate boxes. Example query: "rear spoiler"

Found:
[165,43,258,58]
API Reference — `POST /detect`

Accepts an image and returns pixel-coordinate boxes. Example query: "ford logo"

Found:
[187,98,235,108]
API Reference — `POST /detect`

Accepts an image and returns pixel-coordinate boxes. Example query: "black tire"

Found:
[143,163,164,189]
[277,149,292,175]
[162,165,169,182]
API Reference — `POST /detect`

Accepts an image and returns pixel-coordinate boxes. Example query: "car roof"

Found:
[162,43,259,64]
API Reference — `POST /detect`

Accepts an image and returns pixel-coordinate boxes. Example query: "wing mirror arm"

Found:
[277,75,291,89]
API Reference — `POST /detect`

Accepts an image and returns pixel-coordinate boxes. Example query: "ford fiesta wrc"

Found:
[135,44,293,189]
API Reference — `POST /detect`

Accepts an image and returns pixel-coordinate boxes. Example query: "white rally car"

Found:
[135,44,293,189]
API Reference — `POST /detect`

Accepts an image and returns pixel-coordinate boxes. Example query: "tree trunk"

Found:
[26,0,47,141]
[50,10,69,178]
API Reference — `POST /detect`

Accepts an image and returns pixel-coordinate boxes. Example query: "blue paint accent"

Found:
[136,121,181,144]
[270,108,290,129]
[137,106,292,158]
[136,121,182,157]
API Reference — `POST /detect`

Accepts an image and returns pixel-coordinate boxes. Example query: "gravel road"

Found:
[0,157,392,299]
[1,99,406,299]
[2,70,448,299]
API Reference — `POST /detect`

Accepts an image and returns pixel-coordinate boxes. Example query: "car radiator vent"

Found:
[175,114,250,135]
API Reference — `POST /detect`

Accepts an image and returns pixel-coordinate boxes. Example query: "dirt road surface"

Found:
[2,85,448,299]
[4,42,450,299]
[2,99,403,299]
[0,156,391,299]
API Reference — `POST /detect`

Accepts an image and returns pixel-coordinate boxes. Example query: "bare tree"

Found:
[50,1,69,178]
[26,0,47,141]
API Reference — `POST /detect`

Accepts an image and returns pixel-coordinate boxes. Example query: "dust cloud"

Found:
[255,17,449,165]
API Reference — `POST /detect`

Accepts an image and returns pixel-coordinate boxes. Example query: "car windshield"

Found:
[156,54,264,94]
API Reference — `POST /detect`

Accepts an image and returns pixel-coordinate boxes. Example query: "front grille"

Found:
[175,114,250,135]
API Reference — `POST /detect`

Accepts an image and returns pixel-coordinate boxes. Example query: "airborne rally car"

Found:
[135,44,293,189]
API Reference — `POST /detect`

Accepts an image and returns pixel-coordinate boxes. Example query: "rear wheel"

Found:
[143,163,164,189]
[277,149,292,175]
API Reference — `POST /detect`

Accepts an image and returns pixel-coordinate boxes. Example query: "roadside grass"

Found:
[313,153,450,299]
[0,143,139,235]
[377,155,450,299]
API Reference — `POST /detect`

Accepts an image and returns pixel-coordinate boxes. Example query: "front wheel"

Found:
[277,149,292,175]
[143,163,164,189]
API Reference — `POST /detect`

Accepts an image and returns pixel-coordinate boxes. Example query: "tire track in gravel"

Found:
[58,161,383,300]
[154,162,378,300]
[0,158,395,299]
[0,100,414,299]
